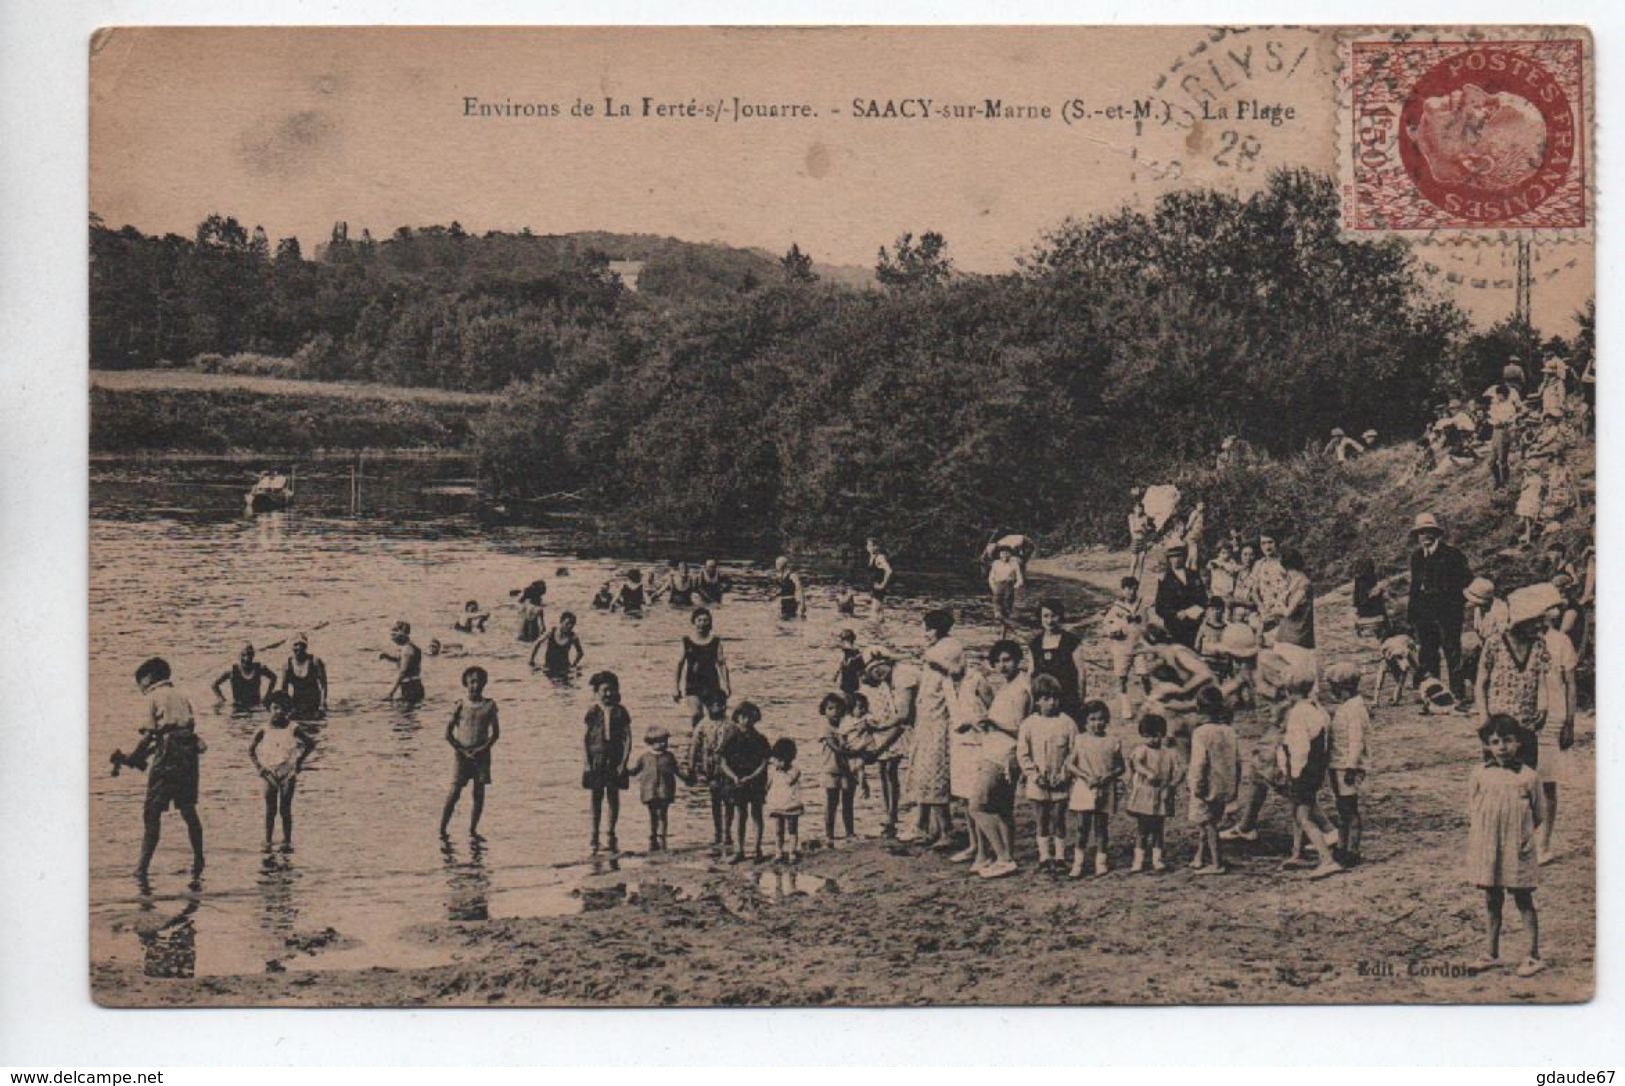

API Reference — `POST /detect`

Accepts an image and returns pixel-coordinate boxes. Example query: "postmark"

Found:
[1341,33,1590,235]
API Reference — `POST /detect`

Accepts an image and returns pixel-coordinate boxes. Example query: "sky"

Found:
[89,26,1593,335]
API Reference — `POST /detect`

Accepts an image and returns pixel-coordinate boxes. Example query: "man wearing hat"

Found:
[1361,428,1379,449]
[1153,542,1208,649]
[1323,428,1363,463]
[1539,355,1571,420]
[1407,514,1473,702]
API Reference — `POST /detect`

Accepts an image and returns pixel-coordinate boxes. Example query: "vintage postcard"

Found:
[88,25,1595,1007]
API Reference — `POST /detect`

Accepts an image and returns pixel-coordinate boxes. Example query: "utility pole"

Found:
[1513,236,1533,326]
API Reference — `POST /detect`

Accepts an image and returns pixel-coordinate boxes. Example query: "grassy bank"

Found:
[91,370,496,454]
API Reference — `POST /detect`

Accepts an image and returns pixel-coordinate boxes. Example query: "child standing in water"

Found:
[1066,700,1125,877]
[249,692,314,851]
[721,701,772,863]
[765,738,805,862]
[530,611,584,675]
[439,666,500,838]
[582,671,632,854]
[1124,714,1183,873]
[811,692,861,846]
[1017,674,1076,876]
[629,725,681,851]
[1468,714,1546,976]
[687,693,735,855]
[833,629,866,700]
[115,658,206,885]
[380,621,424,706]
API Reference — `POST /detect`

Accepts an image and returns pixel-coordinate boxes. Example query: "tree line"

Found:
[90,171,1591,560]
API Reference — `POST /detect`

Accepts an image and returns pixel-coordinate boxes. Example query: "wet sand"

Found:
[94,550,1596,1007]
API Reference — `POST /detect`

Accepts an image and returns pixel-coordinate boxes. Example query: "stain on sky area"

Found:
[238,110,338,179]
[804,142,831,180]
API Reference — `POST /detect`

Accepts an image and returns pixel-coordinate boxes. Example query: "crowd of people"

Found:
[112,359,1592,983]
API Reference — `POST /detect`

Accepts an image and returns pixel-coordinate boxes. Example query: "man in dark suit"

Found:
[1406,512,1474,702]
[1154,542,1207,649]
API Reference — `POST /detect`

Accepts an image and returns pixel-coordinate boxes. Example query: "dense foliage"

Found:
[93,170,1587,559]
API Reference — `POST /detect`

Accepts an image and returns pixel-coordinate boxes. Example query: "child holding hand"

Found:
[629,724,682,852]
[765,738,805,863]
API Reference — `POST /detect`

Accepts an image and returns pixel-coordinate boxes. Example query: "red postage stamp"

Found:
[1343,35,1588,233]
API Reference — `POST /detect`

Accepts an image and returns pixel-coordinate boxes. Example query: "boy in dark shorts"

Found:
[440,666,500,837]
[114,657,207,885]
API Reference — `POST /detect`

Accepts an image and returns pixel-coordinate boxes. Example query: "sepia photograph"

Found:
[82,24,1596,1009]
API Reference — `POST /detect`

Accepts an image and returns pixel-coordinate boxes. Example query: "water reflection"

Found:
[442,836,491,922]
[257,850,301,953]
[133,895,201,979]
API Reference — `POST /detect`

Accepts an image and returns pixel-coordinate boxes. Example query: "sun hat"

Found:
[1217,623,1260,659]
[1463,577,1497,607]
[1506,583,1562,628]
[1330,427,1346,438]
[1323,662,1362,690]
[1362,429,1378,442]
[1409,513,1444,540]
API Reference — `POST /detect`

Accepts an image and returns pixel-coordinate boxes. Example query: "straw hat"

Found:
[1323,662,1362,690]
[1409,513,1444,541]
[1330,427,1346,438]
[1217,623,1259,659]
[1506,583,1561,628]
[1362,429,1378,443]
[1463,577,1497,607]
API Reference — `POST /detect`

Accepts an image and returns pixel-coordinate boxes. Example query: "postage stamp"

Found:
[1342,34,1589,235]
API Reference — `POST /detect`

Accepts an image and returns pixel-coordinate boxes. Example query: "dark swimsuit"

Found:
[667,573,695,607]
[541,631,577,674]
[777,573,800,619]
[227,662,271,709]
[283,656,325,719]
[869,553,891,598]
[697,570,727,604]
[682,636,724,700]
[618,584,646,614]
[1030,631,1085,717]
[396,645,424,706]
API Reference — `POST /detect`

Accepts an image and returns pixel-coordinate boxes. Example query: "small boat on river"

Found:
[246,469,294,514]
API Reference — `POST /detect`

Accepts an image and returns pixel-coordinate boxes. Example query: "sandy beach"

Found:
[93,549,1595,1008]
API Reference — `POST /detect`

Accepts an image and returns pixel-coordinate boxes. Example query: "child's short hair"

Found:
[1138,713,1168,738]
[690,606,712,623]
[559,610,576,624]
[1120,576,1139,592]
[1038,597,1068,620]
[1478,713,1524,748]
[819,691,849,716]
[1080,698,1111,722]
[627,569,643,582]
[988,638,1023,664]
[732,700,762,725]
[589,670,619,691]
[704,692,729,716]
[850,692,870,714]
[1032,674,1064,699]
[135,657,170,685]
[1196,684,1232,721]
[923,608,955,637]
[465,599,479,609]
[265,691,293,715]
[838,628,856,643]
[461,665,489,687]
[771,737,797,764]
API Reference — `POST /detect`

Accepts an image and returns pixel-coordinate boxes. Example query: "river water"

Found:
[89,456,1105,984]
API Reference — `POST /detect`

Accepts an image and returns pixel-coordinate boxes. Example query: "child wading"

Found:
[1124,713,1183,873]
[115,658,207,885]
[765,738,805,862]
[582,671,632,854]
[629,725,681,851]
[249,692,314,851]
[1066,699,1124,877]
[812,692,861,846]
[1468,715,1546,977]
[440,666,500,838]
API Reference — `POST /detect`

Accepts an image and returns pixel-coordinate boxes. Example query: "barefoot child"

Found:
[721,700,772,863]
[628,725,681,851]
[1017,674,1075,875]
[1278,665,1345,878]
[1469,714,1546,976]
[686,694,735,855]
[582,671,632,854]
[811,693,860,845]
[1323,662,1370,864]
[115,658,206,884]
[765,738,805,862]
[1066,699,1124,877]
[1187,697,1241,874]
[249,692,314,850]
[439,666,500,838]
[1124,714,1183,872]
